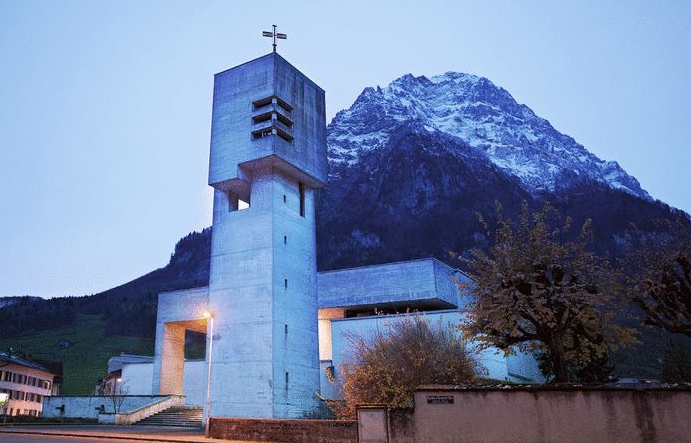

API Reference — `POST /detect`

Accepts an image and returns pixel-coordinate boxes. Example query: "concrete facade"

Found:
[316,259,543,398]
[317,259,464,313]
[152,52,325,419]
[208,53,327,193]
[108,358,205,404]
[119,258,543,409]
[206,52,325,419]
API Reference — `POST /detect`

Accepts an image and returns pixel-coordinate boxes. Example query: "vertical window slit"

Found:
[299,183,305,217]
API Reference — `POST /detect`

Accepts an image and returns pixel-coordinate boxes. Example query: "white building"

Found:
[117,257,541,418]
[118,52,542,420]
[0,350,57,417]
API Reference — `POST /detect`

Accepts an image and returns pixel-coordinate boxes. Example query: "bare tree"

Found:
[101,379,129,413]
[333,313,480,419]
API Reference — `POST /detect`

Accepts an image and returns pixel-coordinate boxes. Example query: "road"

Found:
[1,434,163,443]
[0,426,229,443]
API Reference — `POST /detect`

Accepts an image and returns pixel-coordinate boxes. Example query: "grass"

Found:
[0,314,154,395]
[0,416,98,425]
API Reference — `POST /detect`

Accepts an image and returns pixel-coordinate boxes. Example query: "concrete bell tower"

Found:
[206,52,327,418]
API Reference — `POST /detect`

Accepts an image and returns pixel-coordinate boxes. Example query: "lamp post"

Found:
[202,310,214,438]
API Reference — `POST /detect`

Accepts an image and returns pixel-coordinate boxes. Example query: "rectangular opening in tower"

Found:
[251,127,294,143]
[299,182,305,217]
[227,190,250,212]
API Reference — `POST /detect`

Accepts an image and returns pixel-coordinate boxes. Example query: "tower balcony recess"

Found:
[252,95,294,114]
[251,116,293,137]
[251,125,294,143]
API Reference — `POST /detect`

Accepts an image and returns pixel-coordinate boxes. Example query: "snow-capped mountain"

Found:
[328,72,649,200]
[317,72,678,271]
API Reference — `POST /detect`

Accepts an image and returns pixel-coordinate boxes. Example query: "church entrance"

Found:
[159,318,208,395]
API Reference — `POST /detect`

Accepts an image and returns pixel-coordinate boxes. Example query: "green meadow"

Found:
[0,314,154,395]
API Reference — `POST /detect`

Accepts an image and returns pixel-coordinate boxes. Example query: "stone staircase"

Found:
[135,406,203,428]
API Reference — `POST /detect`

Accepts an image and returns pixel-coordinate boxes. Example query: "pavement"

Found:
[0,424,261,443]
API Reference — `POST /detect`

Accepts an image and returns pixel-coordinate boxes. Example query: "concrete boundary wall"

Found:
[390,386,691,443]
[42,395,178,419]
[209,417,357,443]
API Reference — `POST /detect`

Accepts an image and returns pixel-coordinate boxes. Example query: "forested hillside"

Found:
[0,228,210,341]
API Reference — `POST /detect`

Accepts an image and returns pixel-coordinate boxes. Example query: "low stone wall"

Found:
[209,417,357,443]
[43,395,178,419]
[391,385,691,443]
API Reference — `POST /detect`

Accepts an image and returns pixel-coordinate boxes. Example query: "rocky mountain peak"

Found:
[328,71,650,201]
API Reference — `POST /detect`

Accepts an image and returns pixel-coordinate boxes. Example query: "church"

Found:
[112,50,541,421]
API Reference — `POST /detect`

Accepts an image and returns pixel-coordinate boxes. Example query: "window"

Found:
[227,191,249,212]
[253,95,293,113]
[252,96,272,110]
[252,127,274,139]
[275,112,293,127]
[299,183,305,217]
[252,111,293,128]
[252,111,272,124]
[251,127,294,143]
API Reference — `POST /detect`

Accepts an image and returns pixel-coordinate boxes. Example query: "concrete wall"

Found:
[119,360,205,406]
[181,360,206,407]
[121,363,154,395]
[209,417,356,443]
[318,259,460,310]
[389,387,691,443]
[43,395,173,418]
[208,168,321,418]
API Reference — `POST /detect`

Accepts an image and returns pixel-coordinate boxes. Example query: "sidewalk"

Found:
[0,424,261,443]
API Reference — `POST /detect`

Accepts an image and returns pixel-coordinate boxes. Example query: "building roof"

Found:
[317,258,467,312]
[0,350,53,374]
[107,353,155,374]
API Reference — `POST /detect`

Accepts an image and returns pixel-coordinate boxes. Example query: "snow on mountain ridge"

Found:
[328,71,650,200]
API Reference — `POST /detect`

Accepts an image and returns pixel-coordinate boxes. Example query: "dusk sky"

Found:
[1,1,689,298]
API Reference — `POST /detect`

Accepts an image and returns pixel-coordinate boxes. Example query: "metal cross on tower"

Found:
[262,25,287,53]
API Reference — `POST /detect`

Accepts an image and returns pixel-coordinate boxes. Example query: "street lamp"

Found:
[202,309,214,438]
